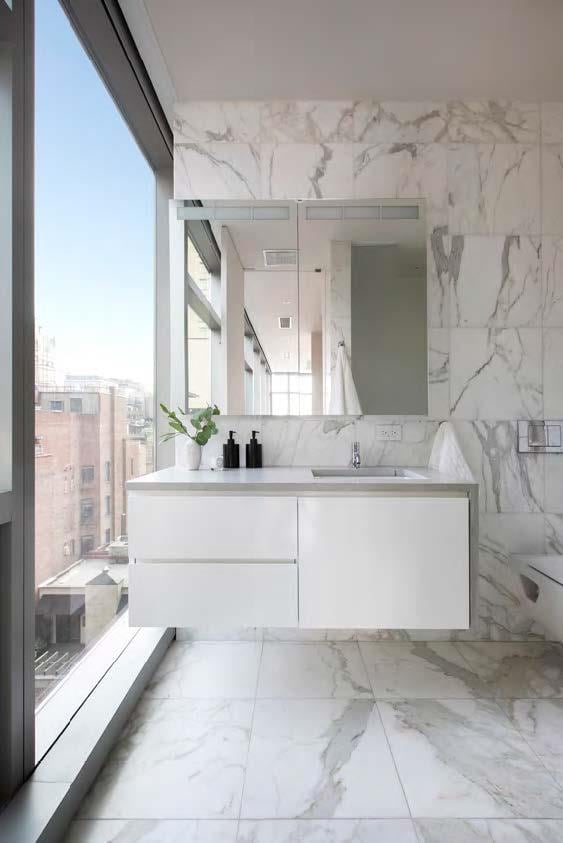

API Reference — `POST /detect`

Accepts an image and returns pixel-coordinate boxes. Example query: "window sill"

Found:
[1,618,173,842]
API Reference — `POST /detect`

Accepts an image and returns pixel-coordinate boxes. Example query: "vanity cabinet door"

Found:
[298,496,469,629]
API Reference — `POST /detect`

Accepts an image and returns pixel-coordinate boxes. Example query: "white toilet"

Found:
[510,554,563,641]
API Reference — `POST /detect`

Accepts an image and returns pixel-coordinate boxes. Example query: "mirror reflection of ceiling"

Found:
[209,201,425,374]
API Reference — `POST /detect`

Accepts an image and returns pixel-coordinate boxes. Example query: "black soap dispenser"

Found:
[223,430,240,469]
[246,430,263,469]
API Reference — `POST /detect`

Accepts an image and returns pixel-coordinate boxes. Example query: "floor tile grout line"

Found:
[237,638,264,826]
[356,640,414,822]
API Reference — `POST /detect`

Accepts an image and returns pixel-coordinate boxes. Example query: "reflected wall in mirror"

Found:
[182,199,427,416]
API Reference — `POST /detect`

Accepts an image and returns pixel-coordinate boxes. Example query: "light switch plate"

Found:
[376,424,402,442]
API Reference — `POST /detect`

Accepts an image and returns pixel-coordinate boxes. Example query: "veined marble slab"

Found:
[173,101,261,144]
[260,101,355,143]
[415,819,563,842]
[542,145,563,234]
[448,144,540,235]
[238,819,418,842]
[174,142,261,200]
[261,143,354,199]
[544,328,563,417]
[501,699,563,784]
[354,101,448,143]
[542,236,563,326]
[379,697,563,817]
[542,103,563,144]
[65,819,238,843]
[428,329,450,419]
[446,101,539,144]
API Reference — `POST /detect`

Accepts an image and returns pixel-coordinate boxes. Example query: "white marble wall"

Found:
[174,100,563,641]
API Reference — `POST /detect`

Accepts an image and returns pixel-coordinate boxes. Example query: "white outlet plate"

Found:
[376,424,402,442]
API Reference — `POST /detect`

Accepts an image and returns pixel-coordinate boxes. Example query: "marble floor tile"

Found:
[414,818,563,842]
[65,819,238,842]
[500,699,563,782]
[257,643,372,699]
[79,698,253,819]
[358,642,486,698]
[378,698,563,818]
[237,819,418,842]
[455,643,563,698]
[241,699,408,819]
[145,642,262,699]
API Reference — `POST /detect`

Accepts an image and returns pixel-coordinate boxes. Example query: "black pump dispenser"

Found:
[245,430,263,469]
[223,430,240,469]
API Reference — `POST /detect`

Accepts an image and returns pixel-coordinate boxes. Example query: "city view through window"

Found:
[34,1,155,705]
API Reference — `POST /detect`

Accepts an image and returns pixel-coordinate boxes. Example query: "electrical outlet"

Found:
[376,424,402,442]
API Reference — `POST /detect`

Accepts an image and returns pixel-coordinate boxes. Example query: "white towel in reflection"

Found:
[329,344,362,415]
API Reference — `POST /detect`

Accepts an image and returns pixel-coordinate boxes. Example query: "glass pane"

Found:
[289,393,300,415]
[271,373,288,391]
[34,0,155,709]
[289,374,301,392]
[187,234,211,300]
[0,45,12,490]
[300,374,312,394]
[299,394,312,415]
[271,394,288,415]
[187,305,211,411]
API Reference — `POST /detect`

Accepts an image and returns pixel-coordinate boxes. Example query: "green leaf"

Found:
[190,416,202,430]
[195,430,209,446]
[212,405,220,416]
[160,403,171,414]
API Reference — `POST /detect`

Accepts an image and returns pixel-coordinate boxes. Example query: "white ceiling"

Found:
[120,0,563,115]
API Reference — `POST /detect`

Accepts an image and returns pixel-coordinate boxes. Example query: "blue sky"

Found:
[35,0,155,389]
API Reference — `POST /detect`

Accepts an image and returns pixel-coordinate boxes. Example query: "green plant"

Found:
[160,403,220,447]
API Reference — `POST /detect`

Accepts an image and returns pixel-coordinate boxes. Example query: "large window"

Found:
[34,0,155,708]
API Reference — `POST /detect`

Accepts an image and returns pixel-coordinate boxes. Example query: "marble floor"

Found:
[65,640,563,842]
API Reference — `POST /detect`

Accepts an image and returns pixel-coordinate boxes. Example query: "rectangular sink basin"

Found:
[311,467,426,479]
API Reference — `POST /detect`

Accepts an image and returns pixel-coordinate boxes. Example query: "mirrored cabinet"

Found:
[180,199,427,416]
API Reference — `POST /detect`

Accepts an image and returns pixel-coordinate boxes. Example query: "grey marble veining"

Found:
[260,101,355,143]
[241,699,408,819]
[257,643,372,699]
[542,145,563,235]
[448,144,540,235]
[174,142,261,200]
[545,514,563,554]
[542,103,563,144]
[428,329,450,419]
[544,328,563,416]
[261,143,354,199]
[78,698,253,819]
[354,101,448,143]
[415,818,563,842]
[173,101,261,145]
[449,328,542,419]
[450,236,541,327]
[379,697,563,818]
[65,819,238,843]
[542,236,563,326]
[446,101,539,144]
[237,819,418,842]
[500,699,563,784]
[455,642,563,697]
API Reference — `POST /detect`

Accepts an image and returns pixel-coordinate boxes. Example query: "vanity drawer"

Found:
[129,561,298,627]
[128,494,297,561]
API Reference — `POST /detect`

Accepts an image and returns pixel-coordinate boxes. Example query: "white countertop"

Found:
[127,465,476,493]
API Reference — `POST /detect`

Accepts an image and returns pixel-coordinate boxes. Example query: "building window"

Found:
[49,400,64,412]
[80,498,94,524]
[271,372,312,415]
[104,460,111,481]
[105,528,111,544]
[80,535,95,556]
[105,495,110,515]
[130,457,134,475]
[70,396,82,413]
[81,465,94,485]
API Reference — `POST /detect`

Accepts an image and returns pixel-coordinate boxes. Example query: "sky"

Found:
[35,0,155,389]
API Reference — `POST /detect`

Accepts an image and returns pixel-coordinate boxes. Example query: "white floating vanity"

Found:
[127,467,478,631]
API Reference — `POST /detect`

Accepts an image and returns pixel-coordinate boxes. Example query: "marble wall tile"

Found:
[450,236,541,327]
[544,328,563,417]
[542,145,563,234]
[448,144,540,235]
[449,328,542,419]
[546,460,563,513]
[545,514,563,554]
[542,103,563,143]
[353,143,447,226]
[453,422,544,513]
[259,416,357,466]
[542,237,563,326]
[260,101,355,143]
[355,419,439,467]
[446,101,539,143]
[174,142,261,200]
[477,514,547,640]
[428,229,451,328]
[261,143,353,199]
[173,101,261,144]
[354,101,448,143]
[428,329,450,419]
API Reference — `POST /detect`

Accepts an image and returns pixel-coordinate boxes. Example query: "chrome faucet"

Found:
[352,441,361,469]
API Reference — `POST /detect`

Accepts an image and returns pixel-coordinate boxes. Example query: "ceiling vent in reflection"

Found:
[263,249,298,268]
[278,316,293,329]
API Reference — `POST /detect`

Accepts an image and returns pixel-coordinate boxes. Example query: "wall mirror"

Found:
[180,199,427,416]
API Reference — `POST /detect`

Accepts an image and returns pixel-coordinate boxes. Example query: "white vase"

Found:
[181,438,202,470]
